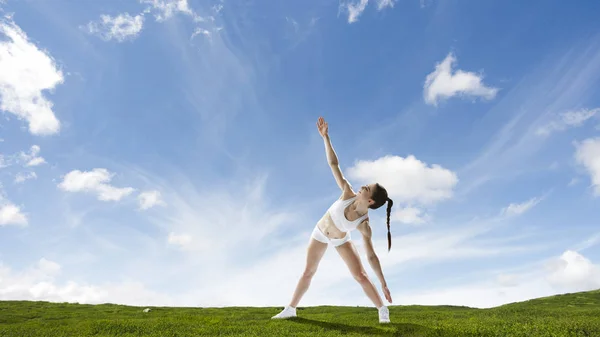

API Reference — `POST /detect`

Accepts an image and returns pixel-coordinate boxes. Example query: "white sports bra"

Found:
[327,196,368,232]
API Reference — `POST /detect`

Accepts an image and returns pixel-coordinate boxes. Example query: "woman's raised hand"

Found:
[316,116,329,138]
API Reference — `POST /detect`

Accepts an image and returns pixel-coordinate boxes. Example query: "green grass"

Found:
[1,290,600,336]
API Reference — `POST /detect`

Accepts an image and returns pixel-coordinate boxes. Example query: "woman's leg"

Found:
[335,241,384,308]
[289,237,329,307]
[272,236,328,319]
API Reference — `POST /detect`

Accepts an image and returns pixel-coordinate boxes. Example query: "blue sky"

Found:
[1,0,600,308]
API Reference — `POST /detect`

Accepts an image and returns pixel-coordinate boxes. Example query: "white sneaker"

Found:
[378,306,390,323]
[271,305,297,319]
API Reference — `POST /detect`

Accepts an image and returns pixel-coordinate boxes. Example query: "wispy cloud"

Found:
[376,0,396,10]
[57,168,135,202]
[85,13,144,42]
[14,171,37,184]
[0,257,176,306]
[149,172,298,256]
[85,0,209,43]
[574,137,600,196]
[165,9,260,147]
[0,145,46,168]
[343,0,397,23]
[574,232,600,252]
[20,145,46,167]
[284,16,318,50]
[393,248,600,308]
[0,16,63,135]
[140,0,203,22]
[346,0,369,23]
[191,27,211,40]
[501,196,543,217]
[536,108,599,136]
[457,38,600,194]
[161,212,534,307]
[424,52,499,106]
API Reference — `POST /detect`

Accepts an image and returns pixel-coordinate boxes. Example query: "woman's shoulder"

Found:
[339,184,356,200]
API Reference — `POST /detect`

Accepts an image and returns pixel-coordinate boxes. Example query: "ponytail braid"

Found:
[386,198,393,251]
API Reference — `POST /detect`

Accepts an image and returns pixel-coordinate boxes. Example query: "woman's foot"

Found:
[378,306,390,323]
[271,305,297,319]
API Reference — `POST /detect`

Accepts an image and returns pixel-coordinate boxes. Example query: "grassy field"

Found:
[1,290,600,336]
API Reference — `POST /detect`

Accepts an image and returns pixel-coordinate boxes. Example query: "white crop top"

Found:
[327,196,368,232]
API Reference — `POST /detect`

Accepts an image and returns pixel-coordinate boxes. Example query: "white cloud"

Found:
[546,250,600,293]
[346,0,369,23]
[86,13,144,42]
[20,145,45,166]
[0,203,27,226]
[424,52,499,106]
[58,168,135,201]
[346,155,458,205]
[536,108,600,136]
[393,206,430,225]
[14,171,37,183]
[0,17,63,135]
[138,190,166,210]
[574,137,600,196]
[501,196,542,217]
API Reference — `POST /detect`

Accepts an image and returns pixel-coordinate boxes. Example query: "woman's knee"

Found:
[302,267,317,279]
[353,270,369,283]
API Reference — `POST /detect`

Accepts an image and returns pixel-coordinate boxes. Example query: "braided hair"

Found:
[369,183,394,251]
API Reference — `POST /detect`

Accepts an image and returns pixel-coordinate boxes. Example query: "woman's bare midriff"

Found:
[316,212,347,239]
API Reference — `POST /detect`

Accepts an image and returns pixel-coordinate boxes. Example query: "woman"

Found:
[272,116,394,324]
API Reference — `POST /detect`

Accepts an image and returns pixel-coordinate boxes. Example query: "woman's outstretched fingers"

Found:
[382,284,392,303]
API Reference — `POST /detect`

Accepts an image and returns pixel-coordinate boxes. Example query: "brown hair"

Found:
[369,183,394,251]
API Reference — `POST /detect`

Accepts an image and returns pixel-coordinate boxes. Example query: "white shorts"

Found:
[310,225,351,247]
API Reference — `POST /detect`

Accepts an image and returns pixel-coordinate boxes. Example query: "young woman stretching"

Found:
[272,116,394,324]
